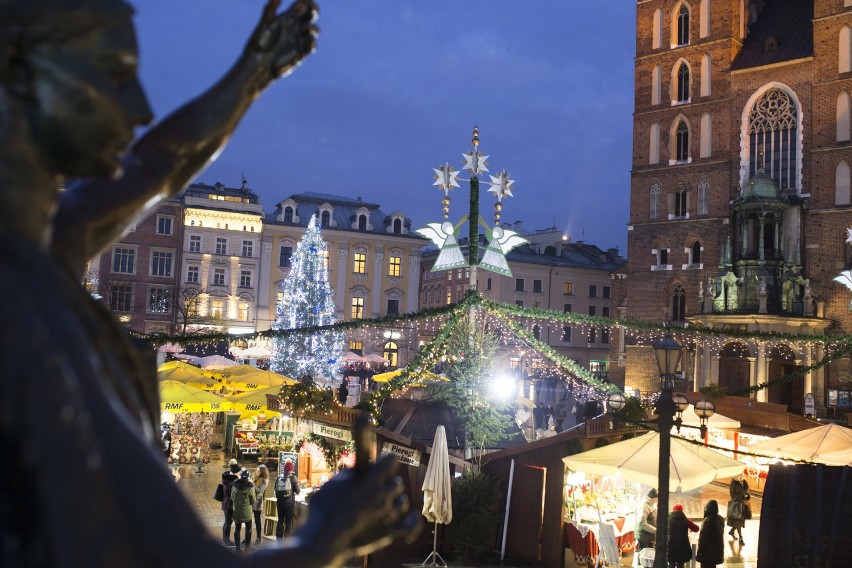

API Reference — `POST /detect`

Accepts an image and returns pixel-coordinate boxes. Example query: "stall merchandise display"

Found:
[235,430,295,457]
[167,413,214,465]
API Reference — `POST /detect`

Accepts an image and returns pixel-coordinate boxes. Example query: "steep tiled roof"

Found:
[731,0,813,71]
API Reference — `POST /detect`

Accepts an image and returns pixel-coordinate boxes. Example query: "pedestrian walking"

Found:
[727,475,750,545]
[667,503,699,568]
[696,499,725,568]
[634,488,658,553]
[275,459,301,539]
[221,459,241,547]
[337,378,349,406]
[231,469,256,552]
[253,464,270,545]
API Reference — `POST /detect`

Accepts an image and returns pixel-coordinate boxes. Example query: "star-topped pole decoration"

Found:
[433,163,460,195]
[462,127,489,177]
[487,170,515,201]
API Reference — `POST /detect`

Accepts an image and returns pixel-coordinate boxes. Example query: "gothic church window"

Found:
[675,120,690,162]
[675,62,690,102]
[674,4,690,46]
[837,160,851,206]
[747,88,797,190]
[674,187,688,217]
[672,285,686,322]
[838,91,851,142]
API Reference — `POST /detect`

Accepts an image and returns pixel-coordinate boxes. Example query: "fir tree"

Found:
[271,215,343,379]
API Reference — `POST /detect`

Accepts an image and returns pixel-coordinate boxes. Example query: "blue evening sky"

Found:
[133,1,635,252]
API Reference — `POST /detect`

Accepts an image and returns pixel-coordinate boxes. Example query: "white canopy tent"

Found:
[748,423,852,464]
[563,432,746,492]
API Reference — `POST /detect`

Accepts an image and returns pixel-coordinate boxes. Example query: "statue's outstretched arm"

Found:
[53,0,317,279]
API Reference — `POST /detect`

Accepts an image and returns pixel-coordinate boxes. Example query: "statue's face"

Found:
[29,15,153,178]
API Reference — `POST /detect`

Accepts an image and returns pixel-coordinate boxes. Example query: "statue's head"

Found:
[0,0,153,179]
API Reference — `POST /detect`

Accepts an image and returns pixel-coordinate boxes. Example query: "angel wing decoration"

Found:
[415,222,469,272]
[479,226,529,277]
[834,270,852,309]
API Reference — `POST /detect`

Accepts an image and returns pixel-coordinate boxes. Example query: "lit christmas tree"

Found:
[271,215,343,379]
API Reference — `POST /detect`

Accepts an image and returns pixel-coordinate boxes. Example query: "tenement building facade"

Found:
[613,0,852,417]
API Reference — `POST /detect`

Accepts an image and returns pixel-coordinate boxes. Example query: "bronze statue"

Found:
[0,0,416,565]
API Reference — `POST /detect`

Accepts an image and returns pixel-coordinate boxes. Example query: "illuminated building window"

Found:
[388,255,401,277]
[353,253,367,274]
[351,297,365,319]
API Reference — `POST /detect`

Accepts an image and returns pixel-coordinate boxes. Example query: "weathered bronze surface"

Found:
[0,0,415,565]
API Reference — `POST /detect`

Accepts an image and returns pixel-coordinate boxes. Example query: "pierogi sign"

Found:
[312,422,352,441]
[381,442,421,467]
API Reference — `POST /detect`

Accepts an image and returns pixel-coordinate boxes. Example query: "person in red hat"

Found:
[275,459,301,538]
[668,503,699,568]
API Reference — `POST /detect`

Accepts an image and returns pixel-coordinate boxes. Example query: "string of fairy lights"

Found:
[145,290,852,423]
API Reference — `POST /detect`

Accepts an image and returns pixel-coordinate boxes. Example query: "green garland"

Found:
[277,382,335,416]
[294,433,356,466]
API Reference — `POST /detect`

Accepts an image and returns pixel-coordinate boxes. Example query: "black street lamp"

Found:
[606,333,716,568]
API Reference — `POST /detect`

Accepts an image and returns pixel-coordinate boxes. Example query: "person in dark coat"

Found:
[667,503,699,568]
[634,488,658,552]
[220,459,241,547]
[231,469,256,552]
[727,476,750,544]
[337,378,349,406]
[696,499,725,568]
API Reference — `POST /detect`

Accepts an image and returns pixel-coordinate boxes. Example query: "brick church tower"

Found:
[612,0,852,417]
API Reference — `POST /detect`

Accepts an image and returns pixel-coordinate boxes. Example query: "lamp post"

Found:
[607,334,715,568]
[651,333,681,568]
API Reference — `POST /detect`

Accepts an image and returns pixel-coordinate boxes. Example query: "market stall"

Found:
[562,470,639,566]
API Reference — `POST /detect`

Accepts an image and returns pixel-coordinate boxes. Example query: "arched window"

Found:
[747,88,797,189]
[650,182,661,220]
[383,341,399,367]
[698,175,710,215]
[838,91,851,142]
[321,210,331,227]
[836,160,851,206]
[283,206,293,223]
[840,26,852,74]
[652,9,663,49]
[672,285,686,322]
[650,123,660,164]
[358,214,367,230]
[700,113,712,158]
[692,241,702,264]
[393,218,402,233]
[700,54,711,96]
[675,120,690,161]
[652,65,661,105]
[676,62,690,102]
[675,187,688,217]
[699,0,710,38]
[676,4,690,46]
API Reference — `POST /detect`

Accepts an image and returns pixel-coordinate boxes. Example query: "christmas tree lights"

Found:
[270,215,343,380]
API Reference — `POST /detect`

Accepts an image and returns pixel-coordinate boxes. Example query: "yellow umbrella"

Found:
[214,366,297,390]
[157,361,221,391]
[159,380,230,413]
[226,386,284,413]
[372,369,449,386]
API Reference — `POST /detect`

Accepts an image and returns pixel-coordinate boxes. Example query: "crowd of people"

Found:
[632,475,752,568]
[218,457,302,552]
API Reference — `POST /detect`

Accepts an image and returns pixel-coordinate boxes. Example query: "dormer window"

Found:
[276,199,301,224]
[284,206,294,222]
[321,211,331,227]
[393,218,402,233]
[358,214,367,230]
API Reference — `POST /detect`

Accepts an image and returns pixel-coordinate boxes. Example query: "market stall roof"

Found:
[192,354,240,370]
[226,386,283,413]
[748,423,852,464]
[563,432,745,492]
[159,380,230,413]
[341,351,366,362]
[212,366,297,390]
[157,361,221,390]
[372,369,449,385]
[233,346,272,359]
[679,404,741,429]
[363,352,389,364]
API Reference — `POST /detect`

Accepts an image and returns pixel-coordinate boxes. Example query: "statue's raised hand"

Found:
[246,0,318,85]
